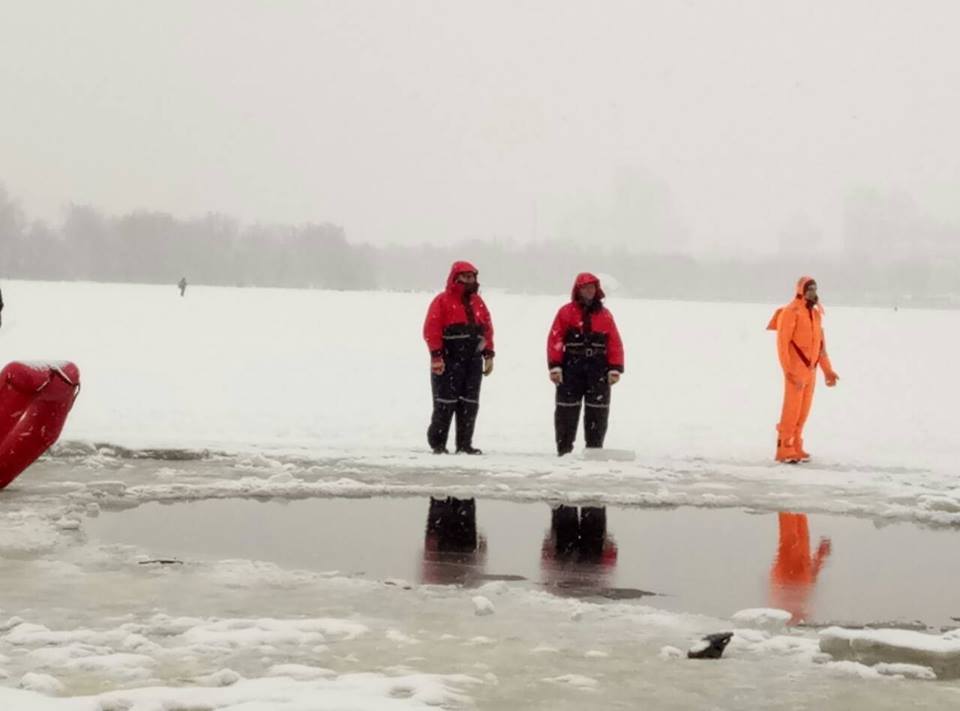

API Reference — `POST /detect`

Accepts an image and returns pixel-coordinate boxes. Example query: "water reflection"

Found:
[421,496,487,585]
[541,505,618,594]
[769,512,832,625]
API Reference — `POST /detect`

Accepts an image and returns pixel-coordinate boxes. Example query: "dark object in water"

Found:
[687,632,733,659]
[138,559,183,565]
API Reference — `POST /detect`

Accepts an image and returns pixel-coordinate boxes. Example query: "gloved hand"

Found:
[482,356,494,376]
[549,367,563,384]
[431,357,445,375]
[608,370,621,385]
[824,370,839,387]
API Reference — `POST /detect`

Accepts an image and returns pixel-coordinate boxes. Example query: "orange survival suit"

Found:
[769,512,831,625]
[768,277,839,463]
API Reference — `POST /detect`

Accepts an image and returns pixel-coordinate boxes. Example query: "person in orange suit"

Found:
[769,512,831,625]
[768,277,839,463]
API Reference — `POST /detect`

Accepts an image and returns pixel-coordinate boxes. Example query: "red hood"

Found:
[571,272,605,301]
[446,260,479,292]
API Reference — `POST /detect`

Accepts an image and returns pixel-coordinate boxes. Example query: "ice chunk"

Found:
[472,595,495,616]
[874,663,937,680]
[731,608,791,630]
[659,645,684,660]
[820,626,960,678]
[19,672,64,695]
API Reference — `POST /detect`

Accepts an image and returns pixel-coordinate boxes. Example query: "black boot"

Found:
[456,446,483,455]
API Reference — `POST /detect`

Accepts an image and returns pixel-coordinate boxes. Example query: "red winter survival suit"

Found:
[547,273,624,455]
[768,276,839,463]
[423,261,495,454]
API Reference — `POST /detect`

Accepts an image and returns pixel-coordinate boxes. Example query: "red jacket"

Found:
[423,261,495,358]
[547,273,624,371]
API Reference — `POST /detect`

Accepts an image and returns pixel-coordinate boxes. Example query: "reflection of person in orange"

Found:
[769,512,831,625]
[767,276,839,463]
[541,505,617,594]
[420,497,487,586]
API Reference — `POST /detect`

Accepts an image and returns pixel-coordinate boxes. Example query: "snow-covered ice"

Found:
[472,596,496,616]
[2,280,960,708]
[820,627,960,679]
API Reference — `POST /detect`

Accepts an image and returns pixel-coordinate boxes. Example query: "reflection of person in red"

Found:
[420,497,487,586]
[769,512,831,625]
[541,505,618,594]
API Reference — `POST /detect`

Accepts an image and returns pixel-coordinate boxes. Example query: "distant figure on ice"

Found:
[767,277,839,463]
[547,273,624,456]
[423,261,495,454]
[769,512,831,625]
[0,286,4,328]
[177,277,188,297]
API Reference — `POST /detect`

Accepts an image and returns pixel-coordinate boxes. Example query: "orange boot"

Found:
[776,425,802,463]
[776,437,801,463]
[796,438,811,462]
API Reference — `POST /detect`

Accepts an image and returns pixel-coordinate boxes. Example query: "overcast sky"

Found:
[2,0,958,255]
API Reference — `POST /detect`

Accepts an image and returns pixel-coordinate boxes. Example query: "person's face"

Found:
[804,282,818,302]
[579,283,597,301]
[457,272,477,286]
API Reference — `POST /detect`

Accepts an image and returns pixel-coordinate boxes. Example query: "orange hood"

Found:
[768,276,822,330]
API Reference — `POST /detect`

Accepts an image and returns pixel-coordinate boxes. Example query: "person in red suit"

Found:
[547,273,624,456]
[423,261,495,454]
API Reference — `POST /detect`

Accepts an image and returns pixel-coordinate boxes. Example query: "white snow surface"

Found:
[2,280,960,708]
[820,627,960,678]
[732,608,793,630]
[0,279,958,529]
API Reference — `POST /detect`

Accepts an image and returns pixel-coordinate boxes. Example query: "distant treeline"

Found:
[2,186,958,307]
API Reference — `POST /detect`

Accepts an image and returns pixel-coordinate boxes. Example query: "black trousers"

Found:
[554,356,610,454]
[428,353,483,451]
[550,505,608,562]
[426,497,478,552]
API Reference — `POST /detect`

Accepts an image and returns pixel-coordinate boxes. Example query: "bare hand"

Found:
[608,371,621,385]
[431,359,445,375]
[482,357,494,376]
[549,369,563,385]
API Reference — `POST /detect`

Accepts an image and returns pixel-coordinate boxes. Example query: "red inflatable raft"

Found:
[0,361,81,490]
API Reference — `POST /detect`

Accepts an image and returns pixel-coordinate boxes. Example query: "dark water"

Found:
[85,497,960,628]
